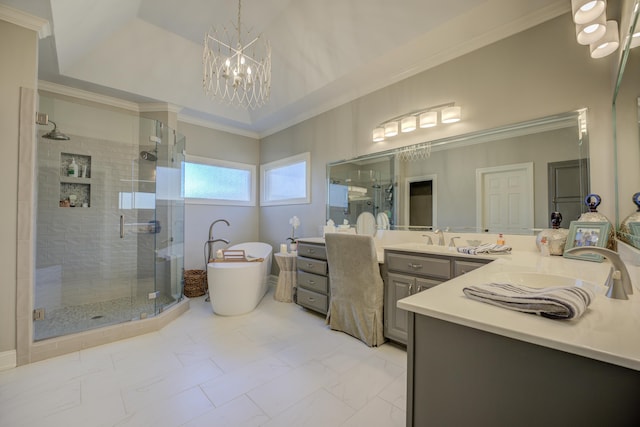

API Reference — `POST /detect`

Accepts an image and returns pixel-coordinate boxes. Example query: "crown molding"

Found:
[178,113,260,139]
[38,81,140,112]
[139,102,183,114]
[0,4,51,39]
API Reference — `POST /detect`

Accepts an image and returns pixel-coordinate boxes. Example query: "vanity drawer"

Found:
[297,270,329,294]
[297,287,328,314]
[386,252,451,279]
[297,243,327,260]
[297,256,328,275]
[454,259,490,277]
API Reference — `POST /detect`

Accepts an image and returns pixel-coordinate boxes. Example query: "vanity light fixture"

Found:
[419,111,438,128]
[590,20,620,58]
[571,0,620,58]
[372,127,385,142]
[401,116,417,133]
[384,121,399,137]
[571,0,606,25]
[371,102,461,142]
[441,106,462,123]
[576,12,607,45]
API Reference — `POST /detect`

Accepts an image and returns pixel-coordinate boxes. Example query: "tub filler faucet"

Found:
[208,219,230,261]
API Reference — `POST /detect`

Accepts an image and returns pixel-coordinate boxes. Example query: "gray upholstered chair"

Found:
[324,233,385,347]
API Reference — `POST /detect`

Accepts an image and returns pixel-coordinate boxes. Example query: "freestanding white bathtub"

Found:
[207,242,273,316]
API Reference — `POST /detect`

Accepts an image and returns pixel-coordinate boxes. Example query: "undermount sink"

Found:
[490,271,602,293]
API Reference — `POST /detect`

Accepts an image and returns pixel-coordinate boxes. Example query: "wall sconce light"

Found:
[571,0,619,58]
[372,102,461,142]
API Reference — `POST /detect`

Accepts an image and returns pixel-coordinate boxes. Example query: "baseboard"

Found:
[0,350,17,371]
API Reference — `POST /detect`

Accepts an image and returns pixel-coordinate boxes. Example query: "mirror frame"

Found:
[613,0,640,247]
[327,109,590,234]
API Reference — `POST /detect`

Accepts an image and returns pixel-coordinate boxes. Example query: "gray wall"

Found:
[259,14,617,250]
[178,121,260,270]
[0,20,37,354]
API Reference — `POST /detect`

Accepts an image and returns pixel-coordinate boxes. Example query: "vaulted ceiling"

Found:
[2,0,569,137]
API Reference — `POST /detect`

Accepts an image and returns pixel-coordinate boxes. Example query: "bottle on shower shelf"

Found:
[68,158,78,177]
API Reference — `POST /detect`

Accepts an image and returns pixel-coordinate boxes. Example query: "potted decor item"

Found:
[536,211,569,255]
[288,215,300,252]
[577,193,615,250]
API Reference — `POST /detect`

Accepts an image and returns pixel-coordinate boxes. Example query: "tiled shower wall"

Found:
[35,133,146,311]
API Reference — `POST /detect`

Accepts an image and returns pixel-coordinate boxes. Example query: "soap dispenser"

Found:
[68,158,78,177]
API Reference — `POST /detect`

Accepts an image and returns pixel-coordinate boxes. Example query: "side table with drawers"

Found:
[295,239,330,315]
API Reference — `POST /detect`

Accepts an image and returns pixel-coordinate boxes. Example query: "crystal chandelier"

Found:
[202,0,271,109]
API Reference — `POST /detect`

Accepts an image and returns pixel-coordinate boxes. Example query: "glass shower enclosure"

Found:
[34,95,185,341]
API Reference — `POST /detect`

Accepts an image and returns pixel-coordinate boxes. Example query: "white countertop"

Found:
[395,245,640,371]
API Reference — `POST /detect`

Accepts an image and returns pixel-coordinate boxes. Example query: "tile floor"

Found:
[0,288,407,427]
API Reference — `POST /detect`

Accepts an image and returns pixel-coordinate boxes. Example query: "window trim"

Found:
[260,152,311,206]
[184,154,256,206]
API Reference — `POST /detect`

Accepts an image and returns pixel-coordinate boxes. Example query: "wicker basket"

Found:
[183,269,207,297]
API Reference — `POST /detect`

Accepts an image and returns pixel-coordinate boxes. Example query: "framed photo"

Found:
[563,221,611,262]
[629,221,640,237]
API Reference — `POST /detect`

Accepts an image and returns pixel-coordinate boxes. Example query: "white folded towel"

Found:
[462,282,594,320]
[457,243,512,255]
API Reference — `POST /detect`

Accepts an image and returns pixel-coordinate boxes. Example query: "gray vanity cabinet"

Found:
[386,272,441,344]
[384,250,490,345]
[296,241,330,315]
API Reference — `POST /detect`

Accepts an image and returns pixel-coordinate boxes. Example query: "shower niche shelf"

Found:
[59,152,92,208]
[60,152,91,179]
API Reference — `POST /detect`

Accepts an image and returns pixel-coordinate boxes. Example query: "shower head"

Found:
[42,121,70,141]
[140,150,157,161]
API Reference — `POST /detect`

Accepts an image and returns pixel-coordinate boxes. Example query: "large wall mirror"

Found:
[614,0,640,249]
[327,110,590,235]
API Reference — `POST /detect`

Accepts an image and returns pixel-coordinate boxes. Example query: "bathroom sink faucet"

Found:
[566,247,633,300]
[421,234,434,245]
[432,229,445,246]
[449,236,461,248]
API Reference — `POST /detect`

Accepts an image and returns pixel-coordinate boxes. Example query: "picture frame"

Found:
[563,221,611,262]
[629,221,640,237]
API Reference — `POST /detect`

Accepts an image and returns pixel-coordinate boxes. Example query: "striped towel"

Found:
[462,283,594,320]
[457,243,512,255]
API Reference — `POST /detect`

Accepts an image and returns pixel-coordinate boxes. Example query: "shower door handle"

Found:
[120,215,124,238]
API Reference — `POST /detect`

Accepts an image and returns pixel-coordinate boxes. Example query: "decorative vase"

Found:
[536,212,569,255]
[577,193,615,250]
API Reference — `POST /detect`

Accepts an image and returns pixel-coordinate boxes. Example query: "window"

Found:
[260,152,311,206]
[184,155,256,206]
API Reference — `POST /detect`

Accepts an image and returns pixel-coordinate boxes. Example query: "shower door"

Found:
[34,98,184,340]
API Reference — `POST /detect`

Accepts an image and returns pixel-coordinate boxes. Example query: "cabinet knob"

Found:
[308,249,315,253]
[408,263,423,269]
[308,280,315,284]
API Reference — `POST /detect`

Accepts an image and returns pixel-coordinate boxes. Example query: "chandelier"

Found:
[396,142,432,162]
[202,0,271,109]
